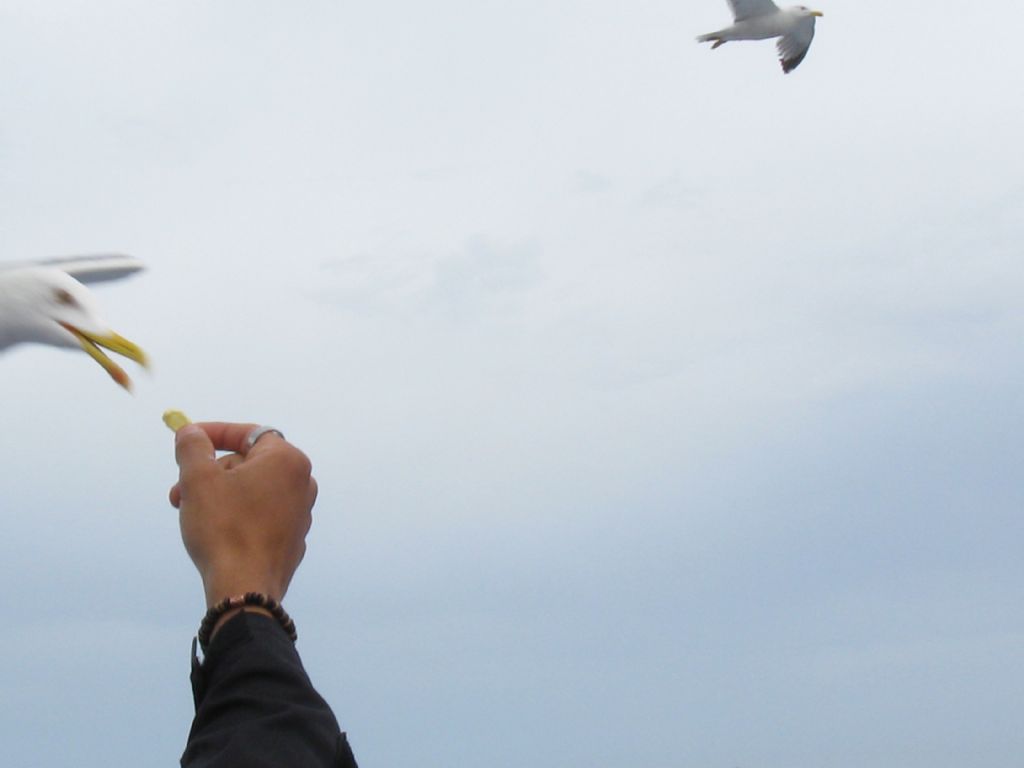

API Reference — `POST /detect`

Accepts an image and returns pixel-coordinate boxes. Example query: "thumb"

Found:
[174,424,216,479]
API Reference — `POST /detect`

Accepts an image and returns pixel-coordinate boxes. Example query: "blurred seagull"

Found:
[697,1,823,73]
[0,254,149,390]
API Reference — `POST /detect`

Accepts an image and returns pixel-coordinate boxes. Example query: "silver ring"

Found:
[246,426,286,452]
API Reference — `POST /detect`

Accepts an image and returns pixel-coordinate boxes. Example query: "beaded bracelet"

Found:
[198,592,297,650]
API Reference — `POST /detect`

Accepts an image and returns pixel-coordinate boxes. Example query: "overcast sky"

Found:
[2,1,1023,766]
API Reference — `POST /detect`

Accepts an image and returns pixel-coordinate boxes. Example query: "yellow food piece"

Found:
[162,409,192,432]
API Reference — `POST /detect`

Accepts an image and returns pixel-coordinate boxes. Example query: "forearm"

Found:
[182,611,356,768]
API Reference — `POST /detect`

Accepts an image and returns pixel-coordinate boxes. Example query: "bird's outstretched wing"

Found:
[0,254,145,284]
[777,16,816,72]
[727,0,780,22]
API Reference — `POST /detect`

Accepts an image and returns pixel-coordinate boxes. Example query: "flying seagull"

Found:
[0,254,148,390]
[697,1,823,73]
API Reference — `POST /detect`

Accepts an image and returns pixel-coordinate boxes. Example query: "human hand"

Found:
[169,422,317,611]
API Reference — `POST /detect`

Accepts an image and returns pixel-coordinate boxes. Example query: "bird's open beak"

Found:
[59,322,149,391]
[811,10,823,16]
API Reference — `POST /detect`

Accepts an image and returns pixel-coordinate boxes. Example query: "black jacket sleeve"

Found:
[181,610,357,768]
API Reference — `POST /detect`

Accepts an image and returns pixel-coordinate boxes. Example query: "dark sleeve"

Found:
[181,610,357,768]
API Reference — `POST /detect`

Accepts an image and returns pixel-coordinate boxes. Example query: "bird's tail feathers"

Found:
[696,33,725,48]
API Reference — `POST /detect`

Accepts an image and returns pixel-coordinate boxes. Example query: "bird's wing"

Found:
[727,0,780,21]
[777,16,816,73]
[0,254,145,284]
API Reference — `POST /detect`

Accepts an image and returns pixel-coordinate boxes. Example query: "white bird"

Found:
[697,1,823,73]
[0,254,148,390]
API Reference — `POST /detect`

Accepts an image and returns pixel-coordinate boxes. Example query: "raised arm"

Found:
[171,421,356,768]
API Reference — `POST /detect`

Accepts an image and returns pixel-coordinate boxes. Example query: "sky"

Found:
[1,1,1023,766]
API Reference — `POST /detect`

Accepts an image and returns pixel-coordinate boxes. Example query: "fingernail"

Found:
[175,424,202,441]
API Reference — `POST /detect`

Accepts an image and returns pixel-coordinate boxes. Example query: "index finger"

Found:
[190,422,261,454]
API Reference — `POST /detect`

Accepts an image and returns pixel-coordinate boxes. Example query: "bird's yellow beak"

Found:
[811,10,823,16]
[59,322,149,391]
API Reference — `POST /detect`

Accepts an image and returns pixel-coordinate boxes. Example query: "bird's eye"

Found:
[54,288,78,306]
